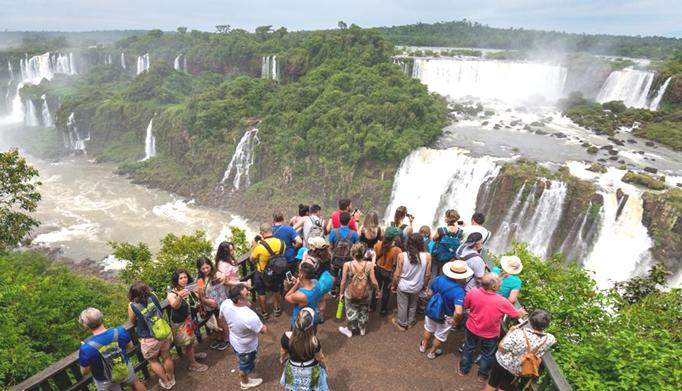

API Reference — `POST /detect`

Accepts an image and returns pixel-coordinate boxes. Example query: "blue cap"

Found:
[296,247,308,260]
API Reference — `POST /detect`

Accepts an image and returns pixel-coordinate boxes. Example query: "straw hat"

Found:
[500,255,523,275]
[443,260,474,280]
[307,237,328,250]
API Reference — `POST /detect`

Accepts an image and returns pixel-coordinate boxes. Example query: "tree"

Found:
[148,29,163,38]
[176,26,188,34]
[215,25,231,34]
[0,149,41,251]
[338,21,348,30]
[255,25,273,40]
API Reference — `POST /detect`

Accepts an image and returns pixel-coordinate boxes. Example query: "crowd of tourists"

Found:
[77,199,556,391]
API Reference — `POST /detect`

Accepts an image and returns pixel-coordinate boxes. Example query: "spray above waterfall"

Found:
[219,129,260,191]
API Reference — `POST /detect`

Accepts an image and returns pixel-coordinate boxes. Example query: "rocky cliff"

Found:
[642,188,682,276]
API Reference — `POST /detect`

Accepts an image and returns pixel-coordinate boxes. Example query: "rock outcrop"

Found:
[641,189,682,277]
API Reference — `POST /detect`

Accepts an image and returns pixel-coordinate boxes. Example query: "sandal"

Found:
[195,352,207,360]
[274,307,282,317]
[189,363,208,372]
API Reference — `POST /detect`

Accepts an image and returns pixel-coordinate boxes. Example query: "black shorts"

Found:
[488,357,519,391]
[253,271,281,296]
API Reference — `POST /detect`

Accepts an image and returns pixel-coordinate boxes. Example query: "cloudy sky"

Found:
[1,0,680,37]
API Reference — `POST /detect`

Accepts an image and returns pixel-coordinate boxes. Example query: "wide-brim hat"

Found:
[307,237,328,250]
[500,255,523,275]
[443,260,473,280]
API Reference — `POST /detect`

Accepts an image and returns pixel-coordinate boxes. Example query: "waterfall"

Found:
[173,54,186,72]
[41,94,53,127]
[24,99,40,126]
[174,55,181,71]
[648,77,672,111]
[65,112,89,152]
[261,55,279,81]
[384,147,500,229]
[136,54,150,75]
[142,118,156,161]
[219,129,260,191]
[596,69,655,109]
[120,53,126,69]
[411,58,568,103]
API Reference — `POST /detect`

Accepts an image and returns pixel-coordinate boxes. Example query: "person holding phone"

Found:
[167,269,207,372]
[285,262,325,329]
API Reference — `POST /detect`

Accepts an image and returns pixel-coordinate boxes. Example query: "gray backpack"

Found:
[306,216,325,246]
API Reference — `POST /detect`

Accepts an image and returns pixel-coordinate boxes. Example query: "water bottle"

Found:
[336,298,344,319]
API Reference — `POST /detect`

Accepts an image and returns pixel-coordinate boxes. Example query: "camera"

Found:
[254,235,262,242]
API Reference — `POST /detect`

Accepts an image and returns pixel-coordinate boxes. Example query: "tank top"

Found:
[343,261,371,299]
[360,227,382,249]
[397,252,428,294]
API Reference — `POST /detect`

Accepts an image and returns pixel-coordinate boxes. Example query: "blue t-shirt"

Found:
[272,224,299,263]
[328,226,359,247]
[291,282,324,326]
[429,275,466,317]
[492,267,523,298]
[78,326,131,381]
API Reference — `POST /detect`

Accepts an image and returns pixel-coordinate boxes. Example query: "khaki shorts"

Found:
[140,336,172,360]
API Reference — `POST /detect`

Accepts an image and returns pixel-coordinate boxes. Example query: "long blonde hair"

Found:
[289,308,318,359]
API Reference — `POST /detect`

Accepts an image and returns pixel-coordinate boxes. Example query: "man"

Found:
[326,198,358,232]
[272,211,302,274]
[462,212,491,245]
[328,212,359,247]
[455,231,487,292]
[420,260,470,360]
[220,285,268,390]
[302,204,325,246]
[78,308,146,391]
[328,212,359,285]
[459,273,526,379]
[251,223,285,319]
[285,261,324,328]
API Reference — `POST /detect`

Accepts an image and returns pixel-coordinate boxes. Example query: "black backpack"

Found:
[260,239,288,287]
[332,228,353,269]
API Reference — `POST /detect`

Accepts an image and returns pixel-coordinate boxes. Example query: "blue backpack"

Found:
[425,281,461,322]
[432,227,463,264]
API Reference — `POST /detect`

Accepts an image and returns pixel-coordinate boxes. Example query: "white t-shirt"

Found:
[219,300,263,354]
[302,215,323,244]
[463,225,491,245]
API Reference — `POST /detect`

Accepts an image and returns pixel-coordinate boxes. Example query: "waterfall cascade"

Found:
[136,54,150,75]
[596,69,668,110]
[261,56,279,81]
[648,77,672,110]
[384,147,500,228]
[412,58,568,103]
[142,118,156,161]
[65,112,89,152]
[104,54,112,65]
[120,53,126,69]
[24,99,40,127]
[173,54,187,72]
[41,94,53,127]
[393,58,411,75]
[219,129,260,191]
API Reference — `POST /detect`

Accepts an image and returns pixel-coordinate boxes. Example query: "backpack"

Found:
[432,227,463,264]
[85,328,129,383]
[519,329,548,378]
[305,216,325,247]
[260,239,288,287]
[347,262,370,302]
[331,229,353,269]
[133,296,171,340]
[425,279,461,322]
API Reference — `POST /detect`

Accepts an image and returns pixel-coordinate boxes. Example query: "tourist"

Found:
[419,225,435,253]
[290,204,310,236]
[326,198,358,232]
[431,209,464,277]
[273,211,303,275]
[304,236,334,323]
[215,241,242,284]
[280,308,330,391]
[463,212,491,245]
[128,282,175,389]
[220,285,268,390]
[459,274,527,379]
[167,269,208,372]
[493,255,523,304]
[392,233,431,331]
[359,211,383,249]
[485,310,556,391]
[372,227,402,315]
[78,307,146,391]
[251,223,286,319]
[329,211,359,286]
[285,261,325,328]
[302,204,325,247]
[389,205,414,248]
[420,261,469,359]
[338,243,380,338]
[455,231,487,292]
[196,257,230,351]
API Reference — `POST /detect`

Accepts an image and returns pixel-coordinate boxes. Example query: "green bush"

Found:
[622,171,667,190]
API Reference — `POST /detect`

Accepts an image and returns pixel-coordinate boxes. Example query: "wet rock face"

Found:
[641,190,682,277]
[662,76,682,105]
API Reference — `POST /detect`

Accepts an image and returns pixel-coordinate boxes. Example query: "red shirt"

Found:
[464,287,519,338]
[330,210,358,231]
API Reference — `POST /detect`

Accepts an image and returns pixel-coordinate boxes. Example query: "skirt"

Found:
[280,361,329,391]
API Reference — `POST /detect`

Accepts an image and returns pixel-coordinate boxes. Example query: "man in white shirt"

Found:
[463,212,491,245]
[220,285,268,389]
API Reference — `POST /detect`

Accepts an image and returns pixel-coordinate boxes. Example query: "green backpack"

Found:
[86,328,129,383]
[136,296,171,340]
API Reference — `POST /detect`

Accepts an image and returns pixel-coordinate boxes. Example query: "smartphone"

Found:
[186,282,199,293]
[457,220,464,226]
[285,271,294,282]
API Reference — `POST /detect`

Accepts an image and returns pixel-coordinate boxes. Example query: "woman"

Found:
[392,233,431,331]
[290,204,310,236]
[303,237,334,323]
[280,308,330,391]
[493,255,523,304]
[485,310,556,391]
[338,243,380,338]
[431,209,463,277]
[167,269,208,372]
[128,281,175,389]
[390,205,413,249]
[372,227,402,316]
[359,211,382,250]
[215,241,241,282]
[196,257,229,351]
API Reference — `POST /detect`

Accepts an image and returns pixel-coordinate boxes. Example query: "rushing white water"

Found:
[142,118,156,161]
[649,77,672,111]
[66,112,89,152]
[596,69,656,109]
[385,147,500,228]
[136,53,150,75]
[412,58,568,103]
[261,55,279,81]
[219,128,260,191]
[173,54,185,72]
[40,94,53,127]
[568,162,653,287]
[24,99,39,127]
[120,52,126,69]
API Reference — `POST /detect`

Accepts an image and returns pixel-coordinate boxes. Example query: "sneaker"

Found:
[209,341,223,350]
[215,341,230,351]
[188,363,208,372]
[159,379,173,390]
[260,311,270,320]
[195,352,207,360]
[240,377,263,389]
[338,326,353,338]
[419,342,427,353]
[391,318,407,332]
[360,327,366,336]
[274,307,282,317]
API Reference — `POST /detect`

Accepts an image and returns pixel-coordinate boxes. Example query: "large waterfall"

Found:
[41,94,53,127]
[142,118,156,161]
[411,58,568,103]
[219,129,260,191]
[136,54,150,75]
[261,56,279,81]
[24,99,40,127]
[595,69,668,110]
[384,147,500,228]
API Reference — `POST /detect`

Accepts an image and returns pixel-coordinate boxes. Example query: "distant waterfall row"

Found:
[596,69,671,110]
[261,56,279,81]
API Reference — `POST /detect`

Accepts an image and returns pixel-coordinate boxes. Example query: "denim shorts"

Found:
[235,350,257,373]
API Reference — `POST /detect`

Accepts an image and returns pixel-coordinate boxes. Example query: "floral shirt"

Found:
[496,328,556,375]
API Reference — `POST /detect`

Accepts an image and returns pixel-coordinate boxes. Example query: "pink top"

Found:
[464,287,519,338]
[218,261,239,284]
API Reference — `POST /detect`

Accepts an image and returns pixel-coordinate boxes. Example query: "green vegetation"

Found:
[504,243,681,390]
[622,171,667,190]
[0,149,41,251]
